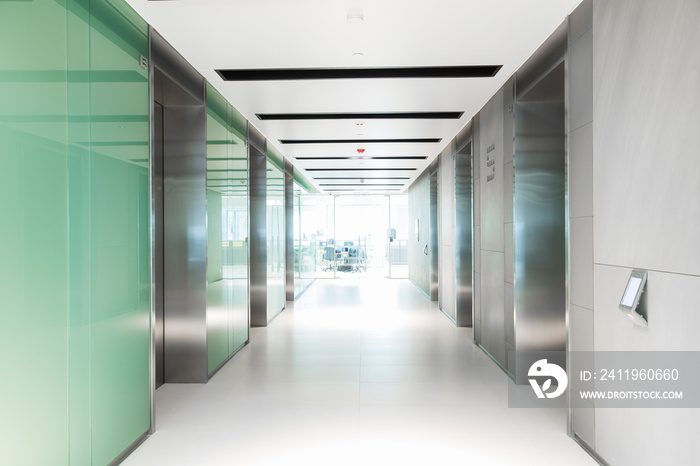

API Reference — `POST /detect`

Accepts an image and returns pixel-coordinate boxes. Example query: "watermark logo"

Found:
[510,351,697,408]
[528,359,568,399]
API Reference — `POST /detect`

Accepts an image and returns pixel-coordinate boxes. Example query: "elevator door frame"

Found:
[455,140,473,327]
[152,101,165,389]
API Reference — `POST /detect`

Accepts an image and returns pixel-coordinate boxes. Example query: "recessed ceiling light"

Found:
[347,8,364,24]
[352,52,365,59]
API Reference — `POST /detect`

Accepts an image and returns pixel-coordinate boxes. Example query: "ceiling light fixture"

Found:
[346,8,364,24]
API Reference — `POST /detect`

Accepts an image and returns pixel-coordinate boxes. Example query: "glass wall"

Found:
[267,161,285,319]
[333,195,390,279]
[293,188,334,296]
[296,194,409,280]
[313,195,337,279]
[206,83,249,374]
[389,195,409,278]
[0,0,151,463]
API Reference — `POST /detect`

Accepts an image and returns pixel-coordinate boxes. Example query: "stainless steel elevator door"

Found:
[429,171,439,301]
[512,61,566,382]
[152,56,208,383]
[455,141,473,327]
[438,145,456,322]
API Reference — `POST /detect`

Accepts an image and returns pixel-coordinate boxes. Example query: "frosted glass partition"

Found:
[0,0,151,463]
[267,161,286,319]
[206,83,249,374]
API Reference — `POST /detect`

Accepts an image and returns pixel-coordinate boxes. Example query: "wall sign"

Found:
[486,142,496,182]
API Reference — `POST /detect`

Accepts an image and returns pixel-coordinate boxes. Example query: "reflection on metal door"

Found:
[153,101,165,389]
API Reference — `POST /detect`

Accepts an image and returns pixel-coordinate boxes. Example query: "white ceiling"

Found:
[126,0,583,194]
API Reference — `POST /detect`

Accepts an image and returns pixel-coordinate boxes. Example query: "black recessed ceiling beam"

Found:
[313,177,411,180]
[280,138,440,144]
[295,156,427,160]
[319,184,404,187]
[305,168,417,171]
[206,157,246,161]
[216,66,501,81]
[324,188,402,192]
[256,112,463,120]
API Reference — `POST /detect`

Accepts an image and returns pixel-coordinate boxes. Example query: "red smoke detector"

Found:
[357,148,365,154]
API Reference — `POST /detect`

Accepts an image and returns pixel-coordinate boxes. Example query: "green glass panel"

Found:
[228,94,249,354]
[207,89,230,373]
[207,187,229,372]
[267,146,316,195]
[267,144,284,172]
[207,83,249,374]
[87,1,151,464]
[267,161,286,320]
[0,1,70,464]
[67,0,93,463]
[1,1,151,463]
[293,168,317,194]
[228,103,247,144]
[268,145,315,193]
[294,189,319,298]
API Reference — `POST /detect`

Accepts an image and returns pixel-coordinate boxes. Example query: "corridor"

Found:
[123,279,596,465]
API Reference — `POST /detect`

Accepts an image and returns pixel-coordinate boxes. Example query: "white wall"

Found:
[476,87,507,366]
[568,0,596,448]
[408,171,431,296]
[569,0,700,464]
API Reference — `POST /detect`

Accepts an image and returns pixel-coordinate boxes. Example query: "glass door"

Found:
[389,195,409,279]
[332,195,389,279]
[294,190,335,287]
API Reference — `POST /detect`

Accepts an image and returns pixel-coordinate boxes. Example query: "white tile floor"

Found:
[122,278,598,466]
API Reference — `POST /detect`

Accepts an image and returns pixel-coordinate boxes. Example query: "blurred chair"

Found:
[358,248,367,271]
[322,246,335,271]
[346,247,363,272]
